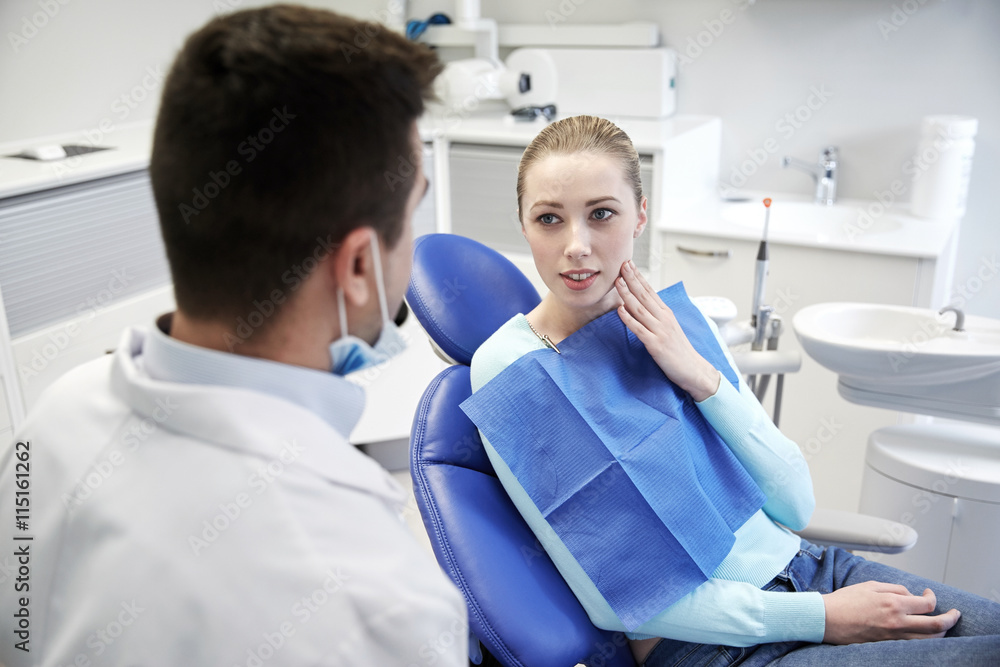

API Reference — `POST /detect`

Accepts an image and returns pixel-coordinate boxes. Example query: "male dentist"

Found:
[0,6,467,665]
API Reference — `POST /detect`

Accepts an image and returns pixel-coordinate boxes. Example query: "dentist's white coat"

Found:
[0,327,467,666]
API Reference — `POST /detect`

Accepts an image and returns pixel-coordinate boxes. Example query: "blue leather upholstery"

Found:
[408,234,636,667]
[407,234,541,366]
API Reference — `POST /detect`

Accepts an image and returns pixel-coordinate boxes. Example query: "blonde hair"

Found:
[516,115,643,219]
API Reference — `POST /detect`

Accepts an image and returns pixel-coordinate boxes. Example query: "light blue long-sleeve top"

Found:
[469,311,826,647]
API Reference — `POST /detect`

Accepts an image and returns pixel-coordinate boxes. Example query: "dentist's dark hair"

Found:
[516,115,643,222]
[150,4,441,325]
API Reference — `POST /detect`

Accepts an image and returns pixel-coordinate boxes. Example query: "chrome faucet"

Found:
[782,146,838,206]
[939,306,965,332]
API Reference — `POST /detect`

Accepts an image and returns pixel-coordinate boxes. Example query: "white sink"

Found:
[722,200,905,238]
[793,303,1000,425]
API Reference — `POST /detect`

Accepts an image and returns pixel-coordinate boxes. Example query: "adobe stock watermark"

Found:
[798,415,845,463]
[60,396,179,511]
[585,631,630,667]
[676,0,755,68]
[878,0,947,41]
[18,268,134,383]
[949,254,998,310]
[384,147,425,194]
[49,65,166,180]
[338,0,413,62]
[866,457,969,561]
[844,124,959,241]
[886,254,997,373]
[231,567,352,667]
[178,106,297,224]
[50,599,145,666]
[345,326,413,389]
[720,84,834,195]
[223,234,340,351]
[188,439,305,556]
[7,0,72,53]
[406,617,470,666]
[545,0,587,28]
[756,415,835,501]
[887,313,952,373]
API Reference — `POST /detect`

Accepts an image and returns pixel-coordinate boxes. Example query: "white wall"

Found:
[467,0,999,318]
[0,0,377,142]
[3,0,994,315]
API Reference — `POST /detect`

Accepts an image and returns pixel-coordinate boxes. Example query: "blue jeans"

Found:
[643,540,1000,666]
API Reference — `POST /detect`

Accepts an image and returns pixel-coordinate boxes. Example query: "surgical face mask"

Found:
[330,230,408,375]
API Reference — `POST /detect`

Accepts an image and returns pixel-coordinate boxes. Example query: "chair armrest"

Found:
[730,350,802,375]
[790,507,917,554]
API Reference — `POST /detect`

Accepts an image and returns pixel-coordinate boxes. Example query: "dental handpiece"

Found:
[750,198,772,350]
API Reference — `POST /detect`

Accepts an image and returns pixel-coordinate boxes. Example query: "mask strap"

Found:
[336,287,349,338]
[369,229,391,323]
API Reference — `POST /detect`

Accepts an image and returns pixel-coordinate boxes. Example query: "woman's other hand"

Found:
[822,581,960,644]
[615,260,721,402]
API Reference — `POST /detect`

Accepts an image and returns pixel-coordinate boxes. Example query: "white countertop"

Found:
[660,191,958,259]
[1,111,717,200]
[0,120,154,199]
[418,109,719,153]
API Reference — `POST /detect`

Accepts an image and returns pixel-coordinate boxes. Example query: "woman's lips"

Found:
[560,270,599,291]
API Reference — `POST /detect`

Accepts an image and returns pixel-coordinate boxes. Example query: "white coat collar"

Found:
[110,326,405,505]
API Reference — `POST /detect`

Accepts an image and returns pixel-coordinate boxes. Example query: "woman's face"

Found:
[520,151,647,316]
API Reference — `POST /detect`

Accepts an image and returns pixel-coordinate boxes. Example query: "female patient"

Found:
[468,115,1000,666]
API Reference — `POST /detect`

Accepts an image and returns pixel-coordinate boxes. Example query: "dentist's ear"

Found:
[633,197,649,238]
[518,208,526,237]
[334,226,376,308]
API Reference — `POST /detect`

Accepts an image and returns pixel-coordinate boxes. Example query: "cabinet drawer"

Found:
[450,143,526,254]
[0,170,170,338]
[660,233,920,314]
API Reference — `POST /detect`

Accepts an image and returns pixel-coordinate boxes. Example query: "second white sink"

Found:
[793,302,1000,424]
[794,302,1000,383]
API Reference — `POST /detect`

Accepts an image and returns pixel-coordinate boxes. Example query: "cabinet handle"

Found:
[676,245,732,258]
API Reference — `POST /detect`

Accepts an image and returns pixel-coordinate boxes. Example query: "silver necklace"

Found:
[526,318,561,354]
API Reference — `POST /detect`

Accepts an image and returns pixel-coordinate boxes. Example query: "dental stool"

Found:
[406,233,635,667]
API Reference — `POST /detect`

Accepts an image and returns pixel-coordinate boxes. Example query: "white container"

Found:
[858,422,1000,598]
[531,47,677,119]
[910,115,977,220]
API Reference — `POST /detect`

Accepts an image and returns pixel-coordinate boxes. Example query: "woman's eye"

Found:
[592,208,614,221]
[539,213,559,225]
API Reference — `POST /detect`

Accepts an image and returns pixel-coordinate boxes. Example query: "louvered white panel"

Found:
[449,143,653,270]
[412,143,437,239]
[0,170,170,337]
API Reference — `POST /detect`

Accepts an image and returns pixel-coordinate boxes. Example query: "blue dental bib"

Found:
[461,282,765,630]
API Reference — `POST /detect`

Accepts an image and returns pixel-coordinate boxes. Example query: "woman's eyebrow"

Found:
[530,196,622,211]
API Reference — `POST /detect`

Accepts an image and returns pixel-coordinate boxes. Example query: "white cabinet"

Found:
[858,423,1000,597]
[419,114,722,277]
[659,231,949,512]
[0,162,174,429]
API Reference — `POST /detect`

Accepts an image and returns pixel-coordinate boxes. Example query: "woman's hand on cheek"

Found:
[615,260,721,402]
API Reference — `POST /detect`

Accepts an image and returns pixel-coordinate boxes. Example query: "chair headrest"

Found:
[406,234,541,366]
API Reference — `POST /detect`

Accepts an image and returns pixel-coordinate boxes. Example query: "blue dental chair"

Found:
[405,233,917,666]
[406,233,636,667]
